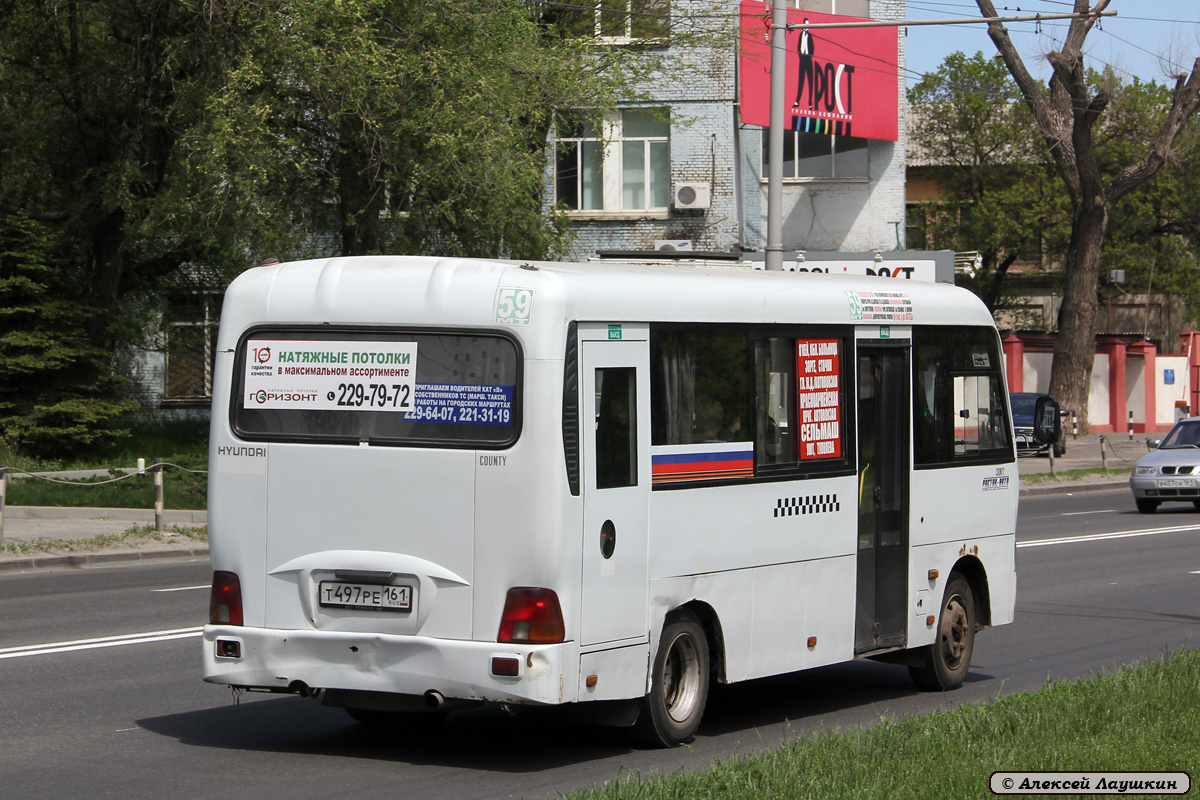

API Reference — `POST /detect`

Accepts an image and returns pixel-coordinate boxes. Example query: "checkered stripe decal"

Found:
[774,494,840,517]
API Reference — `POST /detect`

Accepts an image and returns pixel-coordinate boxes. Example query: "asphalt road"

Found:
[0,487,1196,799]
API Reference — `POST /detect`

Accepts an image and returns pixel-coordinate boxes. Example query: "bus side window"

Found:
[913,327,1011,464]
[913,343,951,464]
[596,367,637,489]
[755,337,795,465]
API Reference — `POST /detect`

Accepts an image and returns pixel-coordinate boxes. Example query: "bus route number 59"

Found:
[495,287,534,326]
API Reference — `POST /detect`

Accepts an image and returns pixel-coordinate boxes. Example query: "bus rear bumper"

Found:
[202,625,578,706]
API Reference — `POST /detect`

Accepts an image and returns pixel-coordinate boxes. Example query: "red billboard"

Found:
[739,2,898,141]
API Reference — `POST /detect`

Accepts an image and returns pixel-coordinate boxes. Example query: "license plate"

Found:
[1157,478,1194,488]
[319,581,412,612]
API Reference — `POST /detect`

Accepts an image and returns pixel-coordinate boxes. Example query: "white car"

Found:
[1130,417,1200,513]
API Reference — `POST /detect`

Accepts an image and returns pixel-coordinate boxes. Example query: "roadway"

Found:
[0,487,1196,799]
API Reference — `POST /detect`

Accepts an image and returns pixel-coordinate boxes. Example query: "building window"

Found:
[1016,235,1043,266]
[555,115,605,211]
[794,0,870,15]
[164,295,219,403]
[906,205,927,249]
[559,0,670,41]
[555,109,670,212]
[762,130,869,179]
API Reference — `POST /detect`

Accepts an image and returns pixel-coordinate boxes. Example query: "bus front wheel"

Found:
[909,574,975,691]
[632,610,710,747]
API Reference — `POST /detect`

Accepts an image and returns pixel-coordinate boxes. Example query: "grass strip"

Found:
[1021,466,1132,485]
[4,469,207,510]
[0,524,207,555]
[567,647,1199,800]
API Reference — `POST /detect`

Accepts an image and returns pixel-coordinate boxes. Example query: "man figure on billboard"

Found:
[792,19,815,112]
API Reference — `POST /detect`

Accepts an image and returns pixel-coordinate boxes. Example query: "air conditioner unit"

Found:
[673,182,711,210]
[654,240,693,252]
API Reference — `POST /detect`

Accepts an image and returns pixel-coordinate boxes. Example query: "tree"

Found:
[1100,77,1200,337]
[0,215,136,457]
[975,0,1200,428]
[175,0,699,265]
[908,52,1069,314]
[171,1,650,264]
[0,0,668,454]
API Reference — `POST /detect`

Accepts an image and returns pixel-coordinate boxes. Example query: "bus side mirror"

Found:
[1033,395,1061,445]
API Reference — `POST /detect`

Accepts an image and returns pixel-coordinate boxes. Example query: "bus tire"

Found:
[631,610,710,747]
[909,574,975,692]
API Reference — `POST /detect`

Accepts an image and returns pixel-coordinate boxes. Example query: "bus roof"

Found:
[219,255,995,351]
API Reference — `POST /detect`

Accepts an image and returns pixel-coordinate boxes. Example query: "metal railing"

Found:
[0,460,207,543]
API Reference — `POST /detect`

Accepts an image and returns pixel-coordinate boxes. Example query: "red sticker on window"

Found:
[797,339,842,459]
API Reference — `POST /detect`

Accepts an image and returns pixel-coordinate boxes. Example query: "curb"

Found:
[0,546,209,572]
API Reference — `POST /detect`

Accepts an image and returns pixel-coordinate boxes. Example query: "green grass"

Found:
[0,524,207,556]
[567,648,1199,800]
[3,417,209,509]
[1021,466,1132,485]
[5,468,207,509]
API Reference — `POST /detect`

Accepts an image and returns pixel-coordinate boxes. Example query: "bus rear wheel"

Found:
[909,574,975,692]
[632,610,709,747]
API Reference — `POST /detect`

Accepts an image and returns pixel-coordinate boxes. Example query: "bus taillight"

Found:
[497,588,565,643]
[209,571,244,626]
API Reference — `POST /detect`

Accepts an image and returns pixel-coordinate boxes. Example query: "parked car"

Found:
[1009,392,1066,456]
[1130,417,1200,513]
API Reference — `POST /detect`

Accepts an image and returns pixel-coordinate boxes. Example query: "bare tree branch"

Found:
[1109,59,1200,202]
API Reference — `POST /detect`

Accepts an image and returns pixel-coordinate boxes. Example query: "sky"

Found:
[902,0,1200,87]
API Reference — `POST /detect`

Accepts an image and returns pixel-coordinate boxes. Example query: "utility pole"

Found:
[764,0,788,272]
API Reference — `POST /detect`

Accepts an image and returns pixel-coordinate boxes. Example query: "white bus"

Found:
[203,255,1024,747]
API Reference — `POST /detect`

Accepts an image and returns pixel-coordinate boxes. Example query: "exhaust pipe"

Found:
[424,690,445,709]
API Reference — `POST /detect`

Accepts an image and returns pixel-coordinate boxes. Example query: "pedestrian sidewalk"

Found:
[1017,431,1152,475]
[0,506,208,571]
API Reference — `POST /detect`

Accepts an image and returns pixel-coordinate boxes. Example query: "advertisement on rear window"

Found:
[407,384,513,426]
[244,339,418,411]
[797,339,842,460]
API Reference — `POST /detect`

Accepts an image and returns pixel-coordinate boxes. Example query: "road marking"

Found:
[1060,509,1117,516]
[0,627,204,660]
[151,585,210,593]
[1019,524,1200,549]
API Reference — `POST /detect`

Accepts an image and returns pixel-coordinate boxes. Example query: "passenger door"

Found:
[855,342,910,653]
[579,324,650,647]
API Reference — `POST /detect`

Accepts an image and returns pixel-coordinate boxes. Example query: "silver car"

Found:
[1130,417,1200,513]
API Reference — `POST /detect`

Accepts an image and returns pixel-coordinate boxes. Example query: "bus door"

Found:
[579,324,650,647]
[855,342,911,654]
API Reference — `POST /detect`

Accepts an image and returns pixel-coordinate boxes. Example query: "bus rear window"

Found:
[231,328,521,447]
